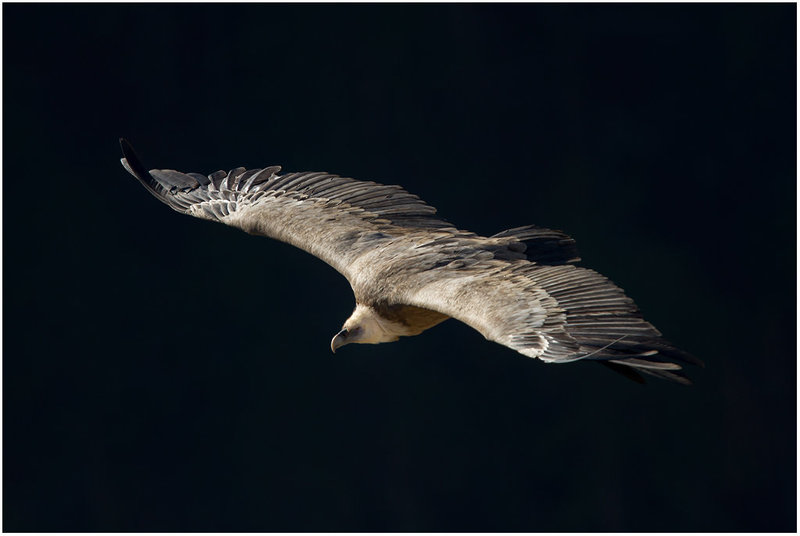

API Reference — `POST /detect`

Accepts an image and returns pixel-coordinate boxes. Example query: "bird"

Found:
[120,139,702,384]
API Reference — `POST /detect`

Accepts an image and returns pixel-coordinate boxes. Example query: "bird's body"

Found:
[120,139,702,384]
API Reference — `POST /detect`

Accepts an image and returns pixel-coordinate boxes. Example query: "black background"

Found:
[4,3,796,532]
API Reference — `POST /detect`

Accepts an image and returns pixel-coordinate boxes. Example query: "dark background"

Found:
[4,3,796,532]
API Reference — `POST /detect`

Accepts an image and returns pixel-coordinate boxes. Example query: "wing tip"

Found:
[119,138,150,181]
[597,361,647,384]
[119,138,183,211]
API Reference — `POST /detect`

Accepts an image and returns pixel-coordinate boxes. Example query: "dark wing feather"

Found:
[598,361,646,384]
[491,225,581,265]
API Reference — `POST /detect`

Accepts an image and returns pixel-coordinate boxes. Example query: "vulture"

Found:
[120,139,702,384]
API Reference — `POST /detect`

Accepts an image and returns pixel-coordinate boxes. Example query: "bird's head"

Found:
[330,304,402,353]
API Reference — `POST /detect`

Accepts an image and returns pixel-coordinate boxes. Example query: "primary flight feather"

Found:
[120,139,702,384]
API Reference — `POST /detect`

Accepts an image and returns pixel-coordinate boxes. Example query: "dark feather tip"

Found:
[119,139,154,183]
[598,361,646,384]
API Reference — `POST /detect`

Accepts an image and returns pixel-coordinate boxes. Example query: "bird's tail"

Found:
[491,225,581,265]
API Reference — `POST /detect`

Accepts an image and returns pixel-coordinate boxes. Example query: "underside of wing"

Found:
[395,256,701,384]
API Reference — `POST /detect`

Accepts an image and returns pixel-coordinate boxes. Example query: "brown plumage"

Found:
[120,139,702,384]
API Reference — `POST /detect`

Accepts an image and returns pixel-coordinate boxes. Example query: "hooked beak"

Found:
[330,329,349,354]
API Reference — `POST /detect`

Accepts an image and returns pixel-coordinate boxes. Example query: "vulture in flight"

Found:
[120,139,702,384]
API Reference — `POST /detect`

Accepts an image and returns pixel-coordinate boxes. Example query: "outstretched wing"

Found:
[390,253,702,384]
[120,139,463,281]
